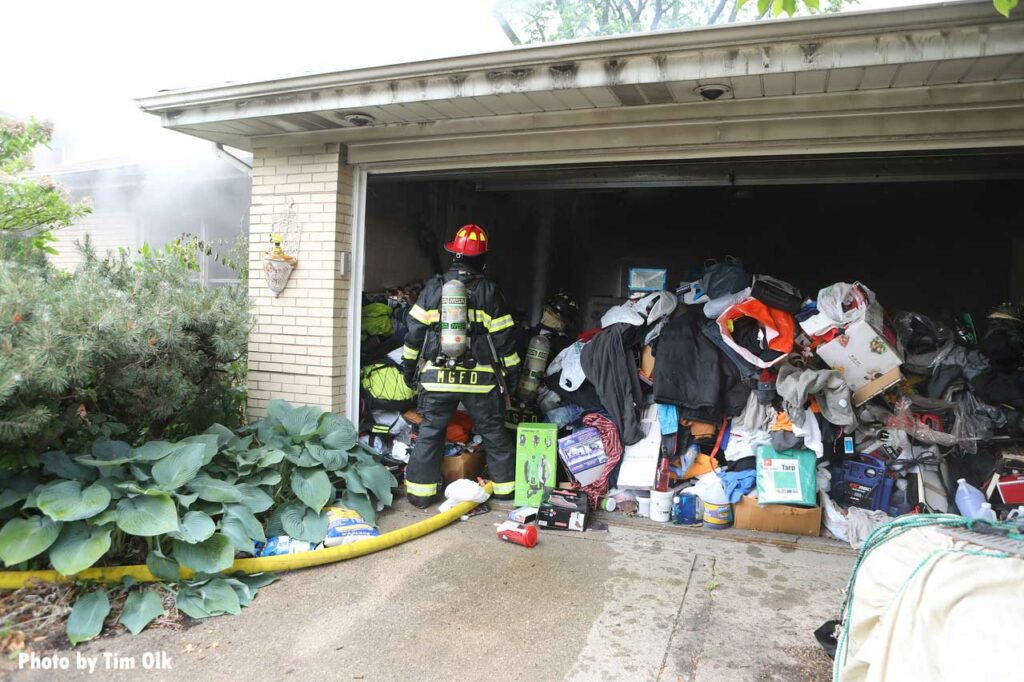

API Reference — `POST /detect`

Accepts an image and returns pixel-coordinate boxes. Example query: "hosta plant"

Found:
[0,400,396,643]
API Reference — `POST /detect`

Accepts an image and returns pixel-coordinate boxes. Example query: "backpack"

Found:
[360,362,417,411]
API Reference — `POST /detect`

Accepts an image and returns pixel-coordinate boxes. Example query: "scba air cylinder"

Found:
[440,278,469,359]
[516,332,551,404]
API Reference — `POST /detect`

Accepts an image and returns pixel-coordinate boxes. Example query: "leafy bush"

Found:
[0,401,396,641]
[0,239,250,465]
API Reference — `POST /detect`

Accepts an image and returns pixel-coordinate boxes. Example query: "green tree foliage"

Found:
[0,117,91,261]
[495,0,1014,44]
[0,239,250,463]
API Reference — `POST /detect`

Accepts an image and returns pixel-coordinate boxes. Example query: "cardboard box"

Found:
[514,422,558,507]
[852,367,902,405]
[441,449,484,487]
[537,488,588,531]
[557,428,608,487]
[816,307,904,392]
[733,493,822,536]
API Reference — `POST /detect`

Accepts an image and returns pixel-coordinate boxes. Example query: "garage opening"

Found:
[356,149,1024,529]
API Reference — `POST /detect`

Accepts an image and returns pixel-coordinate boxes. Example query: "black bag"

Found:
[701,256,750,299]
[751,274,803,314]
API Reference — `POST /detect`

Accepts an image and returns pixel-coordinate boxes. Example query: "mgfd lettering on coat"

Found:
[436,370,481,385]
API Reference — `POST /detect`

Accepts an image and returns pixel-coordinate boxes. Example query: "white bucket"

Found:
[650,489,674,523]
[637,493,651,518]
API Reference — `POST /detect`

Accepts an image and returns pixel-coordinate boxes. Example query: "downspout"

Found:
[212,143,253,177]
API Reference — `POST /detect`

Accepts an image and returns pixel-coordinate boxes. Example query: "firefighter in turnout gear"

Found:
[400,224,521,507]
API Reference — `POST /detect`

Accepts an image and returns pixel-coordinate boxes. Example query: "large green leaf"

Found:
[188,476,243,503]
[177,511,216,544]
[291,468,332,513]
[282,406,323,440]
[133,441,175,462]
[266,399,293,423]
[994,0,1018,17]
[307,444,349,470]
[37,481,112,522]
[118,589,165,635]
[233,571,279,591]
[321,427,357,452]
[146,550,181,581]
[39,451,96,482]
[0,515,60,566]
[49,522,113,575]
[77,439,136,467]
[255,448,285,468]
[279,502,329,543]
[67,589,110,645]
[152,443,205,490]
[173,534,235,573]
[115,494,178,537]
[224,505,265,543]
[0,475,40,511]
[355,462,396,506]
[244,470,282,488]
[223,577,253,607]
[337,468,367,495]
[179,434,220,465]
[204,423,235,446]
[235,484,274,514]
[220,517,258,554]
[341,490,377,525]
[176,578,241,619]
[283,446,319,468]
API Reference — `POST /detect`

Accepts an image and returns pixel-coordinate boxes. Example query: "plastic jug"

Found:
[974,502,997,522]
[955,478,985,518]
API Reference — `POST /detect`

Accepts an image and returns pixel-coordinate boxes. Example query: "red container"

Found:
[496,521,538,548]
[997,474,1024,504]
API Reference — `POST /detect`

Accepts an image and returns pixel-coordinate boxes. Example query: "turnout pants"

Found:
[405,387,516,504]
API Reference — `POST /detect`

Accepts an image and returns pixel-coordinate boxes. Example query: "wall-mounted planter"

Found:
[263,255,297,297]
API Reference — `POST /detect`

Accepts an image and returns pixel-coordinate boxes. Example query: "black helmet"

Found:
[545,291,579,322]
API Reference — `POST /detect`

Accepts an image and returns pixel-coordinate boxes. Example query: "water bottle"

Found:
[955,478,985,518]
[974,502,997,522]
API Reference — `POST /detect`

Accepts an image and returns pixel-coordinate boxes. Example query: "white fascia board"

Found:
[138,2,1015,124]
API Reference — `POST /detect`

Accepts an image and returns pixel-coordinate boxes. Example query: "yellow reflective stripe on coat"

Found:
[419,382,496,394]
[491,481,516,495]
[402,345,420,361]
[409,305,439,324]
[502,352,521,369]
[405,480,438,496]
[487,314,514,333]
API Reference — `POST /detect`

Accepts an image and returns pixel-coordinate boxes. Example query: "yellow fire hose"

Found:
[0,483,492,590]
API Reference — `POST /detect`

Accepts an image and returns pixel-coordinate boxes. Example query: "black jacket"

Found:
[402,265,521,372]
[580,323,647,445]
[653,310,750,423]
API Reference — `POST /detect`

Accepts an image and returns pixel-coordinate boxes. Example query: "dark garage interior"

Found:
[362,150,1024,333]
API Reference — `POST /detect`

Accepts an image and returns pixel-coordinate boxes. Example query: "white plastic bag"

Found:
[438,478,490,512]
[816,281,876,326]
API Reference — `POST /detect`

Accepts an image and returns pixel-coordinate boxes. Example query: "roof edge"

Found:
[137,1,1005,113]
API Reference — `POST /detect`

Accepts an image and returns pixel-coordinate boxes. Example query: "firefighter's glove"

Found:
[402,360,418,389]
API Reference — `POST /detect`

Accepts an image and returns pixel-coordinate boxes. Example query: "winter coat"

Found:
[580,323,647,445]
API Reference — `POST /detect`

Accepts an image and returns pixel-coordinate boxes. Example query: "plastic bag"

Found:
[886,397,957,447]
[894,311,953,375]
[952,391,1006,454]
[816,282,876,327]
[703,287,752,319]
[716,298,795,369]
[701,256,750,299]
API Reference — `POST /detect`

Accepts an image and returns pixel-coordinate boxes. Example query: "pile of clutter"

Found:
[360,258,1024,545]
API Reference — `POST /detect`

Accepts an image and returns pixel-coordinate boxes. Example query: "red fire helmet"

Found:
[444,224,489,257]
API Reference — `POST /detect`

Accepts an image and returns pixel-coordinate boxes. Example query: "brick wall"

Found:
[247,143,353,418]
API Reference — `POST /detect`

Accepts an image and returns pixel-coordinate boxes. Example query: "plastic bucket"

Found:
[637,494,651,518]
[650,490,674,523]
[702,500,733,529]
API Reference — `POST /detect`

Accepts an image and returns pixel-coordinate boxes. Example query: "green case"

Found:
[514,422,558,507]
[755,445,818,507]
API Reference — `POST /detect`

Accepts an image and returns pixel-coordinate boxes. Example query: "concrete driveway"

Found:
[8,501,853,682]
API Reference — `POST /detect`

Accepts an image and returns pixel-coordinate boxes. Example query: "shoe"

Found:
[492,492,514,501]
[408,493,439,509]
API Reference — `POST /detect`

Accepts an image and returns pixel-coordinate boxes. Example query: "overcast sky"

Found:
[1,0,935,169]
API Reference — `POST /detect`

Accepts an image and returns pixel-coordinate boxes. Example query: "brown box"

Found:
[733,493,822,536]
[441,449,484,487]
[852,367,902,406]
